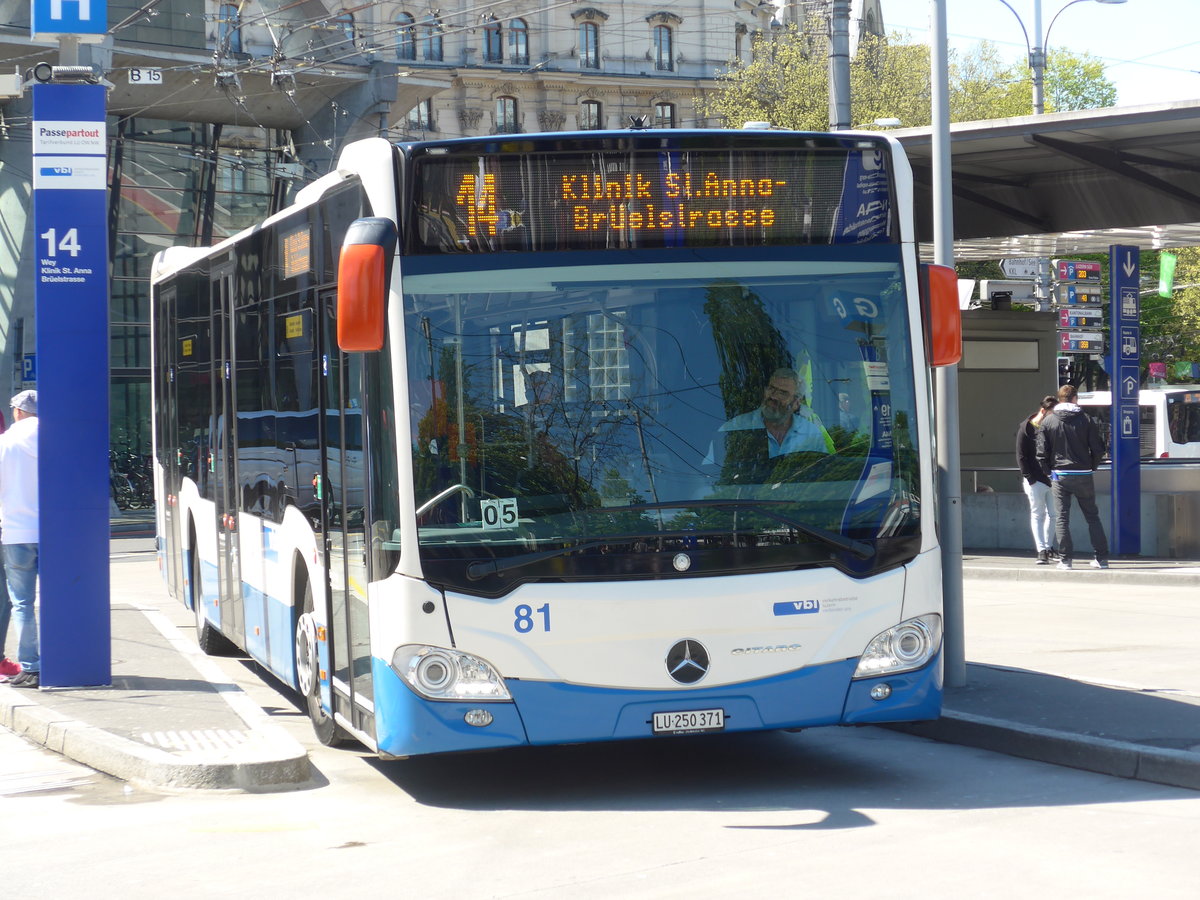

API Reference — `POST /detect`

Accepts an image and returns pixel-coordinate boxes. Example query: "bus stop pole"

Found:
[931,0,967,689]
[29,19,112,687]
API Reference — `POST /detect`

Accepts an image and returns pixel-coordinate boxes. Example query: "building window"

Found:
[496,96,519,133]
[653,25,673,71]
[396,13,416,60]
[218,3,241,54]
[334,10,355,45]
[484,17,502,62]
[654,102,675,128]
[422,18,443,61]
[509,19,529,65]
[408,99,432,130]
[580,100,602,130]
[580,22,600,69]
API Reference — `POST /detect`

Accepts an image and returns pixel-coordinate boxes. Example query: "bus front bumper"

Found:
[371,652,943,758]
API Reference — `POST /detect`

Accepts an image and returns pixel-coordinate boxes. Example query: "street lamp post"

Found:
[995,0,1127,114]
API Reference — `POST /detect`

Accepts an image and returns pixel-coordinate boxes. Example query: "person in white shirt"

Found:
[1,390,40,688]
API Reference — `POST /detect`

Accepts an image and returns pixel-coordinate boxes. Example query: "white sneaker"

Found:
[1056,559,1072,570]
[1090,559,1109,569]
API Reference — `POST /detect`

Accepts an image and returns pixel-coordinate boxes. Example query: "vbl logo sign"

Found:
[773,598,820,616]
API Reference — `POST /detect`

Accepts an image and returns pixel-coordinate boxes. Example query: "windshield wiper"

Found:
[466,540,610,580]
[615,500,874,560]
[464,527,731,580]
[462,500,871,580]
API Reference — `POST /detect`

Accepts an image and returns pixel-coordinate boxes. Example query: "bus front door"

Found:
[321,295,375,740]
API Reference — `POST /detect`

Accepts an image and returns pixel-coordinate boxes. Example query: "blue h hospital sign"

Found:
[31,0,107,36]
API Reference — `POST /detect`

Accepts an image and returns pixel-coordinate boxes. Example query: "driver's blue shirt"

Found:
[718,407,835,456]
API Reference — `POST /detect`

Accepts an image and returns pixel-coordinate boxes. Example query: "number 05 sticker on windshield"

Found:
[480,497,519,529]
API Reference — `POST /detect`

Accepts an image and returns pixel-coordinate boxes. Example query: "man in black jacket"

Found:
[1015,395,1057,564]
[1036,383,1110,570]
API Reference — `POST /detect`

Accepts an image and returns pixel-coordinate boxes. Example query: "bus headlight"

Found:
[391,645,512,701]
[852,614,942,679]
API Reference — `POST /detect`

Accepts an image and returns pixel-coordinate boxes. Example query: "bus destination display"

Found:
[411,146,894,253]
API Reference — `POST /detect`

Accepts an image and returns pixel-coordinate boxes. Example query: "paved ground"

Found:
[3,524,1199,792]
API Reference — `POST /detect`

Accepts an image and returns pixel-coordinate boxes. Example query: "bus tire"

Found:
[190,528,238,656]
[295,576,348,747]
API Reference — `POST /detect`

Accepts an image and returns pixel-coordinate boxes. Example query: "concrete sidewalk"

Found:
[905,549,1200,790]
[1,532,310,791]
[3,537,1199,791]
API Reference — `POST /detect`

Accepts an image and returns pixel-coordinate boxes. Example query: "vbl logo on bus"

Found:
[773,598,820,616]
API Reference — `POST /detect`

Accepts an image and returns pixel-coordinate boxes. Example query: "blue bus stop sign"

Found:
[32,82,111,687]
[1108,244,1140,556]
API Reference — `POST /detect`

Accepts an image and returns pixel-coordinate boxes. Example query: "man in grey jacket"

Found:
[1036,383,1109,570]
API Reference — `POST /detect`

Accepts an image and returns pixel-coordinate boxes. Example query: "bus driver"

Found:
[718,367,835,457]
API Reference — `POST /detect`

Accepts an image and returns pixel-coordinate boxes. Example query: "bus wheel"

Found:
[295,579,347,747]
[191,532,237,656]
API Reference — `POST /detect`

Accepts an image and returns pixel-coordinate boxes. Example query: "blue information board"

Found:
[1108,244,1140,556]
[32,83,111,686]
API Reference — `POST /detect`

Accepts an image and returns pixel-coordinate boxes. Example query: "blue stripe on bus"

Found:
[370,654,942,757]
[187,553,298,687]
[240,581,294,680]
[243,582,268,661]
[265,588,296,680]
[195,555,220,624]
[510,661,859,744]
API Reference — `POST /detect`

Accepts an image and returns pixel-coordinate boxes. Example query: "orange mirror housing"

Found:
[921,263,962,367]
[337,217,397,352]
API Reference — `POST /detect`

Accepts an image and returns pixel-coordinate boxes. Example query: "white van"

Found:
[1077,386,1200,459]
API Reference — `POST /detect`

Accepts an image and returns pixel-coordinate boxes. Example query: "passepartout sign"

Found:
[33,120,105,155]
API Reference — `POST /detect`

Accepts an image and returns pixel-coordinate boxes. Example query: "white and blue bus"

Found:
[151,129,961,756]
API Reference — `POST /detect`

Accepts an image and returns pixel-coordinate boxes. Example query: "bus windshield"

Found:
[403,247,920,592]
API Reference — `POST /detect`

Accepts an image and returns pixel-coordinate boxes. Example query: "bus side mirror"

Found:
[921,263,962,367]
[337,217,397,352]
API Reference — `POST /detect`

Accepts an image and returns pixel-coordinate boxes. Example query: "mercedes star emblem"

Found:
[666,639,710,684]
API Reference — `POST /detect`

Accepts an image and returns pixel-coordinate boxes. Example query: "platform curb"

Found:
[893,710,1200,792]
[1,687,312,792]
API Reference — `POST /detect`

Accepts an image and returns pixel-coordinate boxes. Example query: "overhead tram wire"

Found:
[16,0,781,184]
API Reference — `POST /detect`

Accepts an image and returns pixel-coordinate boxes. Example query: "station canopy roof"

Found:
[886,99,1200,261]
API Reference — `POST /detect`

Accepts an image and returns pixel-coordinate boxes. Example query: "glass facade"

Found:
[109,120,278,460]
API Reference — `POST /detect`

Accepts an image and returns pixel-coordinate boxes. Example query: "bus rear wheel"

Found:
[295,578,348,747]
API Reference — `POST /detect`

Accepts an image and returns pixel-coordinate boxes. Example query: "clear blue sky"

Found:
[879,0,1200,107]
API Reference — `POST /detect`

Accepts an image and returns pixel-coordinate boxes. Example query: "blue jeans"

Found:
[5,544,39,672]
[1051,474,1109,563]
[0,559,9,660]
